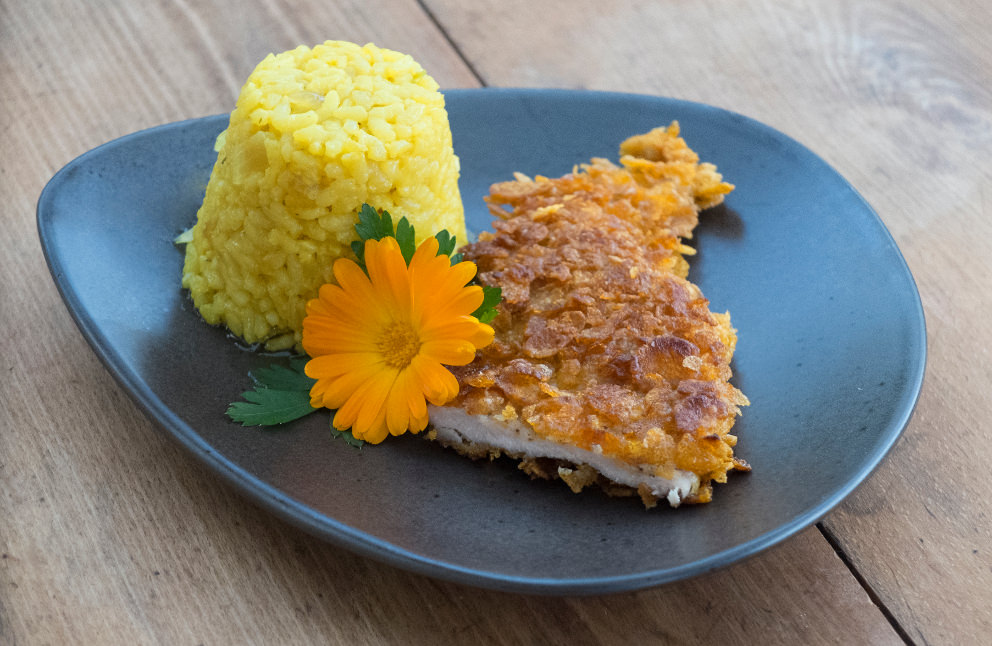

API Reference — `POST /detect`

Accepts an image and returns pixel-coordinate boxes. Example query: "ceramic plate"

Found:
[38,89,926,594]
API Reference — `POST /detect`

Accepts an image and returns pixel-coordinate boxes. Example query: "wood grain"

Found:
[423,0,992,643]
[4,0,986,642]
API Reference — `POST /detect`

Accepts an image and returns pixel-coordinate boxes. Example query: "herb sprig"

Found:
[226,358,365,446]
[226,359,317,426]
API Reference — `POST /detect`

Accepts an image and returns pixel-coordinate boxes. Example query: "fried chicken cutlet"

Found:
[428,124,748,507]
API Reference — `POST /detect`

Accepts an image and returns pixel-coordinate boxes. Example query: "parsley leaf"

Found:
[330,424,366,448]
[473,285,502,323]
[434,230,466,265]
[351,204,393,271]
[350,238,365,267]
[351,204,418,269]
[227,359,317,426]
[354,203,393,241]
[227,388,316,426]
[394,217,417,264]
[434,229,458,258]
[249,358,315,391]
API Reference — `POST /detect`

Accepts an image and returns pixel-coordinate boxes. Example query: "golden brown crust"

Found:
[486,122,733,239]
[443,124,746,505]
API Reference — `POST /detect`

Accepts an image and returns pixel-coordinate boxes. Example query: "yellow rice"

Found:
[181,41,466,350]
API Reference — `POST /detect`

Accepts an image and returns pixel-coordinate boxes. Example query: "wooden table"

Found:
[3,1,989,643]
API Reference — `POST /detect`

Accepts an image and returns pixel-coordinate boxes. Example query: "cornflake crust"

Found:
[428,123,749,508]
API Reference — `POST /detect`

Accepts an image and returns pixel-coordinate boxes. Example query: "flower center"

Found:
[376,321,421,369]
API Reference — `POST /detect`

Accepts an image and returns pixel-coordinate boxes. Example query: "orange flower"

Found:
[302,236,494,443]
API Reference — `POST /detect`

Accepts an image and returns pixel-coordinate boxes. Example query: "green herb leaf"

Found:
[354,203,393,241]
[395,217,417,264]
[434,229,458,258]
[473,285,502,323]
[227,388,316,426]
[350,239,366,268]
[330,424,366,448]
[249,358,315,391]
[227,359,317,426]
[353,204,412,272]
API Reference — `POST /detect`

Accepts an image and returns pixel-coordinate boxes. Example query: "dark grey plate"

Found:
[38,89,926,594]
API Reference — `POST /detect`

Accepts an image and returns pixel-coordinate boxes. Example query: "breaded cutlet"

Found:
[427,124,748,507]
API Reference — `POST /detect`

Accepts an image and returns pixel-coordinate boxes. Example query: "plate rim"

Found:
[37,87,928,595]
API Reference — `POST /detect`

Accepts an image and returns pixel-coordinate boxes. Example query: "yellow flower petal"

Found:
[333,257,375,298]
[385,368,419,436]
[303,321,377,356]
[409,243,474,317]
[332,368,394,437]
[318,361,386,410]
[355,370,396,433]
[424,256,474,290]
[419,284,485,326]
[425,262,479,306]
[407,380,427,421]
[303,325,379,355]
[470,323,495,349]
[332,258,395,325]
[306,352,382,380]
[434,369,461,405]
[410,355,460,405]
[408,412,429,434]
[421,339,477,366]
[420,316,492,345]
[410,236,440,265]
[365,238,411,311]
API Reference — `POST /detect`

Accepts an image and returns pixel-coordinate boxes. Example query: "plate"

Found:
[38,89,926,594]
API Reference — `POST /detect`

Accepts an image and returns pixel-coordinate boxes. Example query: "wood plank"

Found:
[1,0,907,643]
[422,0,992,643]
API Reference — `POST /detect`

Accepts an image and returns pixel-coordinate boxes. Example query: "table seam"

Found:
[414,0,488,87]
[817,522,917,646]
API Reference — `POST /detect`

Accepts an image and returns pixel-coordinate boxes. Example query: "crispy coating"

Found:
[446,123,747,504]
[486,122,733,239]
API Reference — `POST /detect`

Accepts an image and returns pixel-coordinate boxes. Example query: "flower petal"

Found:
[365,238,411,311]
[420,339,477,366]
[299,224,502,443]
[354,405,389,444]
[305,352,382,381]
[409,247,475,321]
[332,368,395,438]
[333,257,374,298]
[419,285,486,323]
[353,369,397,438]
[410,355,460,405]
[407,377,427,421]
[303,322,379,355]
[385,368,421,436]
[468,322,495,349]
[408,411,429,434]
[333,257,398,325]
[316,360,386,410]
[409,236,440,266]
[420,317,494,349]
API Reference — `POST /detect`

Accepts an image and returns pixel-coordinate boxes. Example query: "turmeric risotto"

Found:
[180,41,466,350]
